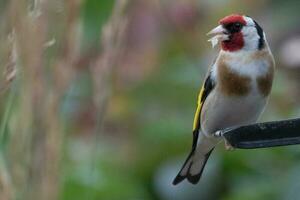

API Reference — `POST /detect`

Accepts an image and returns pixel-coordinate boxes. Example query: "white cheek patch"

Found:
[241,26,260,50]
[208,34,229,48]
[243,16,255,26]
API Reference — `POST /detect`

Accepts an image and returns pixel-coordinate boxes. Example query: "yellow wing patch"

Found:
[192,73,215,134]
[192,85,205,132]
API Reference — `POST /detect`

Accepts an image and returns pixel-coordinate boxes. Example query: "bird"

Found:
[173,14,275,185]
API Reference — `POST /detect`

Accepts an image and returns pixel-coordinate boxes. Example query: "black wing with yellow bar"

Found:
[191,72,215,149]
[172,71,216,185]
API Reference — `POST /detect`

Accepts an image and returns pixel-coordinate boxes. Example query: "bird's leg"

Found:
[214,130,235,150]
[224,139,234,151]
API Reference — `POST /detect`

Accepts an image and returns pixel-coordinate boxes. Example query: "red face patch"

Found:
[218,14,246,51]
[221,32,244,52]
[219,14,246,25]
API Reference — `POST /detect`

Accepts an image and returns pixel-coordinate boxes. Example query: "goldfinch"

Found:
[173,14,275,185]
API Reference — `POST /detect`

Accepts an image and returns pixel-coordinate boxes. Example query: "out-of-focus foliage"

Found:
[1,0,300,200]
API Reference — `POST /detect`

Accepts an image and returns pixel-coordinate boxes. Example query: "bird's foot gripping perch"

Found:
[214,130,235,150]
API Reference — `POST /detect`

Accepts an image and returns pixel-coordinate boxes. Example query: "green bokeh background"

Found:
[2,0,300,199]
[58,0,300,199]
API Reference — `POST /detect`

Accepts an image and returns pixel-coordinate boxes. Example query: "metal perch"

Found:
[215,118,300,149]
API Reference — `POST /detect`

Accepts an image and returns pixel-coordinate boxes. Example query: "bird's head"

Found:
[207,14,265,52]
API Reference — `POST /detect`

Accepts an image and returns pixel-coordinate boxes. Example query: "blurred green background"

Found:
[1,0,300,199]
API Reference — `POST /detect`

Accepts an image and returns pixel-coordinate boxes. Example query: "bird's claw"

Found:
[225,140,234,151]
[214,130,234,150]
[214,130,223,137]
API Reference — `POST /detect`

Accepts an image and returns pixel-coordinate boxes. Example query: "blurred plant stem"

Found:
[9,0,59,199]
[4,0,83,199]
[92,0,128,125]
[86,0,129,197]
[0,0,130,199]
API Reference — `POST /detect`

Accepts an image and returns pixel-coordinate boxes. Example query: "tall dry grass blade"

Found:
[85,0,130,198]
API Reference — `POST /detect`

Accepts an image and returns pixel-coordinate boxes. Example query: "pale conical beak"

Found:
[207,25,229,48]
[207,25,227,36]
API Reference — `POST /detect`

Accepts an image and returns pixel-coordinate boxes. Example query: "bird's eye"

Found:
[233,23,242,31]
[225,23,243,33]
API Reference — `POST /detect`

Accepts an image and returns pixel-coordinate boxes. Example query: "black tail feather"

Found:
[186,148,214,184]
[172,148,195,185]
[172,148,214,185]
